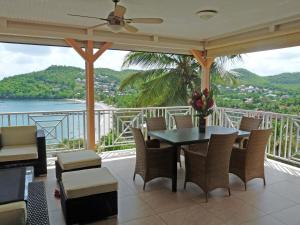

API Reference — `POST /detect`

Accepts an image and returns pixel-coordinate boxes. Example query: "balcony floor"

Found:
[38,152,300,225]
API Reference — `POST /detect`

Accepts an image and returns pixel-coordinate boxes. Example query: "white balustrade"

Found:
[1,107,299,165]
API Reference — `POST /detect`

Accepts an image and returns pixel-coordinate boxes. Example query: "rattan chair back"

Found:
[174,115,193,128]
[239,116,262,131]
[245,129,272,172]
[131,127,146,174]
[206,132,238,177]
[131,127,174,190]
[146,117,167,131]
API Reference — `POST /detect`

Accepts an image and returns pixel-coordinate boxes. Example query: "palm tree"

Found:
[119,52,240,106]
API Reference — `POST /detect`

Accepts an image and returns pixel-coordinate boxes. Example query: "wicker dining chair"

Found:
[131,127,174,190]
[174,115,193,129]
[236,116,262,147]
[146,117,181,167]
[230,128,272,190]
[174,115,209,154]
[184,132,238,202]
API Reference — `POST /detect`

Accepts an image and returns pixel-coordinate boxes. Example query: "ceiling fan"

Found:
[68,0,163,33]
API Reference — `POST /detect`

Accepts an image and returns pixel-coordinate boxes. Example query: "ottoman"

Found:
[55,150,101,181]
[59,167,118,225]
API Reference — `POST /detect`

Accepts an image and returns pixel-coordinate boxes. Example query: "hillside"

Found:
[0,65,136,99]
[232,68,300,92]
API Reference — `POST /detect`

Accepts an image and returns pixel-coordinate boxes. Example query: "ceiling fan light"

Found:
[107,24,123,32]
[196,10,218,20]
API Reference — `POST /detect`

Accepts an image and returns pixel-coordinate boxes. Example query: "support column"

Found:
[191,49,214,90]
[65,38,112,150]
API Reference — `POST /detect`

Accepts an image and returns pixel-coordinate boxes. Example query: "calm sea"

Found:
[0,99,110,142]
[0,99,105,113]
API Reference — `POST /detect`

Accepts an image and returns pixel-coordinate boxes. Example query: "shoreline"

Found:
[0,98,114,113]
[69,98,114,110]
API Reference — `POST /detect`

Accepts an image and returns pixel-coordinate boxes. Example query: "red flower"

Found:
[203,88,209,97]
[195,99,204,109]
[207,98,214,108]
[193,91,200,98]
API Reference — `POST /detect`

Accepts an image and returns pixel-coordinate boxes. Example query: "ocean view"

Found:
[0,99,109,113]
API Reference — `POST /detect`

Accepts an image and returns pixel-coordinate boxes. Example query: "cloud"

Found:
[0,43,130,80]
[2,43,51,56]
[1,43,300,80]
[229,46,300,76]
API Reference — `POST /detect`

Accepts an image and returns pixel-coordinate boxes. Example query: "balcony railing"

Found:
[0,107,299,165]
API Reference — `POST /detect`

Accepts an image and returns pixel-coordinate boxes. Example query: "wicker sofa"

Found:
[0,126,47,176]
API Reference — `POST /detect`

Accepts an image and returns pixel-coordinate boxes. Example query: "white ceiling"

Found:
[1,0,300,41]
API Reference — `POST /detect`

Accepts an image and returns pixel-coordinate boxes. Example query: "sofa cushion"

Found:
[57,150,101,171]
[0,144,38,162]
[0,126,37,146]
[62,167,118,199]
[0,201,27,225]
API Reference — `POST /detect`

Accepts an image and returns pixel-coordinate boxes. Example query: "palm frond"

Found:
[119,69,166,91]
[122,52,178,69]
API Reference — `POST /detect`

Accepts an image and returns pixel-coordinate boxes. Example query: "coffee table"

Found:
[0,166,34,204]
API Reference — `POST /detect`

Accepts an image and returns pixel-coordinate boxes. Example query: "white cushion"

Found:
[0,126,36,146]
[57,150,101,170]
[62,167,118,199]
[0,144,38,162]
[0,201,27,225]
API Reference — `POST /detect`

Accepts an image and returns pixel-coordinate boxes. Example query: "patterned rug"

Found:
[27,181,50,225]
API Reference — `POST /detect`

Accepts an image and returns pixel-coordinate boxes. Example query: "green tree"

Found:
[119,52,240,106]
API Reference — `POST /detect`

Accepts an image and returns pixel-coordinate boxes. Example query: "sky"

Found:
[1,43,300,80]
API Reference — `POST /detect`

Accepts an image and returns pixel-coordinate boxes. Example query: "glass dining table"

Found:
[148,125,250,192]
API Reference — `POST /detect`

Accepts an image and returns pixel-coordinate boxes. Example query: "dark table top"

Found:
[0,166,33,205]
[148,126,250,145]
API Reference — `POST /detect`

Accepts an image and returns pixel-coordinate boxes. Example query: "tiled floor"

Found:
[38,154,300,225]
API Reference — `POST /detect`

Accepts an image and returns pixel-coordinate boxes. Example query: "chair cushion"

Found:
[57,150,101,171]
[0,144,38,162]
[61,167,118,199]
[0,201,27,225]
[0,126,36,146]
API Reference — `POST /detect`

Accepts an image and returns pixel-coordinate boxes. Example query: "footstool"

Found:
[55,150,101,181]
[59,167,118,225]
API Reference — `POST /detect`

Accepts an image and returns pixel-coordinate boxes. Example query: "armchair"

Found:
[0,126,47,176]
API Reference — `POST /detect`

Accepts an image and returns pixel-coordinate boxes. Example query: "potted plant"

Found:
[190,88,215,132]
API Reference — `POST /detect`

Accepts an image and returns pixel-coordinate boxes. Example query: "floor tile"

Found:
[35,157,300,225]
[159,205,225,225]
[140,189,197,213]
[117,195,155,223]
[199,196,265,225]
[240,215,285,225]
[271,205,300,225]
[245,190,296,214]
[120,215,166,225]
[267,181,300,203]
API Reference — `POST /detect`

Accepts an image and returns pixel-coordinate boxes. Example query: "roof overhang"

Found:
[0,6,300,56]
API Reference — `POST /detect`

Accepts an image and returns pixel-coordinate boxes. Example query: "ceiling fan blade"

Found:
[89,23,107,30]
[126,18,163,24]
[67,13,108,21]
[124,24,138,33]
[114,5,126,18]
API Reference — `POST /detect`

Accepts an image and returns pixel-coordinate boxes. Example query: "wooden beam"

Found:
[191,49,214,90]
[85,40,96,150]
[65,38,111,150]
[65,38,87,59]
[207,32,300,57]
[93,42,113,62]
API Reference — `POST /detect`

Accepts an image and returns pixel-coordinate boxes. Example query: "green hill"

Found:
[232,68,300,92]
[0,65,136,99]
[1,66,299,99]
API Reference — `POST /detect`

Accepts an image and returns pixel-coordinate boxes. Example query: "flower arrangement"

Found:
[190,88,215,117]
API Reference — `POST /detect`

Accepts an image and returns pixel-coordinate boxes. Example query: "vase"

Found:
[198,117,206,133]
